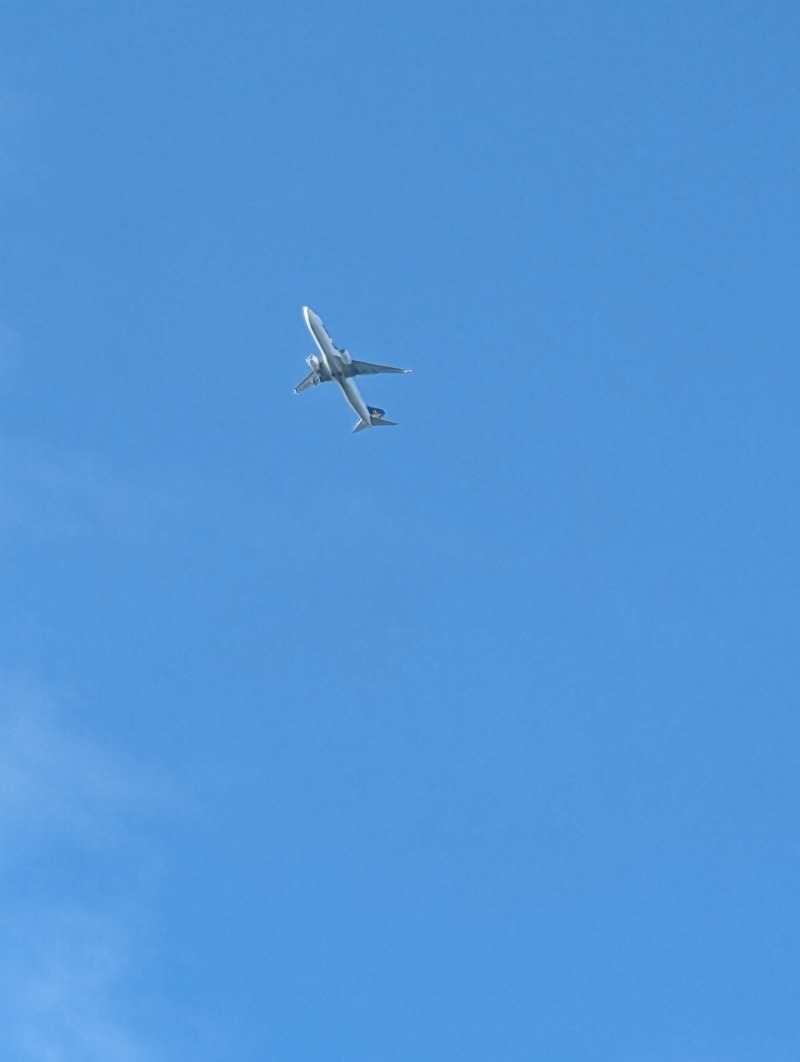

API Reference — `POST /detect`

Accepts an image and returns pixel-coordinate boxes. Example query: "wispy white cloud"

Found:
[0,435,177,541]
[0,678,171,1061]
[2,908,150,1062]
[0,681,166,846]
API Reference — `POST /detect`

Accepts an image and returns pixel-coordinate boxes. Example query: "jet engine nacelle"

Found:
[305,354,321,384]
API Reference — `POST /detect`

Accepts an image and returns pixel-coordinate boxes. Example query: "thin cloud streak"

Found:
[2,908,150,1062]
[0,678,172,1061]
[0,435,177,541]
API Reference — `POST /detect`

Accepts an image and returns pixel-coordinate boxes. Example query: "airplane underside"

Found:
[294,306,411,431]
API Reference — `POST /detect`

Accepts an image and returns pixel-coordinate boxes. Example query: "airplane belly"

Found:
[304,309,337,363]
[312,337,334,371]
[299,306,409,431]
[339,377,371,424]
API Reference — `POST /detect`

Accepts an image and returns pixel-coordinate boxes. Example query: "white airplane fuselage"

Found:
[303,306,373,426]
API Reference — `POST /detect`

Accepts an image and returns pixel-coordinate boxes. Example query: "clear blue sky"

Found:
[1,3,798,1059]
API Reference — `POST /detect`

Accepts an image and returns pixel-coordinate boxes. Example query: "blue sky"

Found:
[1,2,798,1059]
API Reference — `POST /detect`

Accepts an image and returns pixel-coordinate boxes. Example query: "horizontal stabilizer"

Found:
[352,415,398,433]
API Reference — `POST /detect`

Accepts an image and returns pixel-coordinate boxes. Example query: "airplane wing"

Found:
[346,360,411,377]
[294,372,321,394]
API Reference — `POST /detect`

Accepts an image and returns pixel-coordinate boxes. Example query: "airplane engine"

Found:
[305,354,321,384]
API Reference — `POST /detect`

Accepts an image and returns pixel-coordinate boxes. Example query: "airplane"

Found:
[294,306,411,432]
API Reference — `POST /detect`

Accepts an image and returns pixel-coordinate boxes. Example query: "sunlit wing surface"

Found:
[346,360,411,377]
[294,372,321,394]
